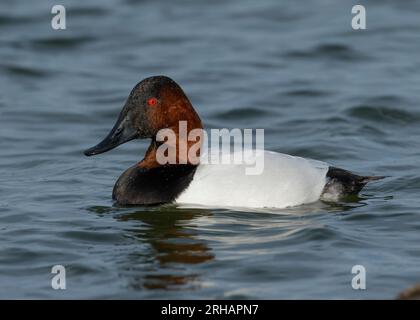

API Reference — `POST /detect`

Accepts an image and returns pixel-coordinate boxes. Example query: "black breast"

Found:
[112,164,197,205]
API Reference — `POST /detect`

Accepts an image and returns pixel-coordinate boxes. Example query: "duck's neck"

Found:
[138,138,161,169]
[138,129,203,169]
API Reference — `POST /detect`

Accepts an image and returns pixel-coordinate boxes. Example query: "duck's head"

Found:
[84,76,202,157]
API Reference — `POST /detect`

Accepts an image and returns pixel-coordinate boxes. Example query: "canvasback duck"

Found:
[84,76,383,208]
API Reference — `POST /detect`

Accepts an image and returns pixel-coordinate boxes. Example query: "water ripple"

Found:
[285,44,369,61]
[347,105,420,124]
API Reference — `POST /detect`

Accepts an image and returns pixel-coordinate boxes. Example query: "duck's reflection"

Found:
[88,198,369,292]
[115,207,214,290]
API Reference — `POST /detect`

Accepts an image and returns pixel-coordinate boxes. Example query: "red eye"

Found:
[147,97,158,106]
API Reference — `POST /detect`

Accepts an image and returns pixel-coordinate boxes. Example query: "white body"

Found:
[175,150,329,209]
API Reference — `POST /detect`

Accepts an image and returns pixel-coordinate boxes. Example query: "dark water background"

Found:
[1,0,420,298]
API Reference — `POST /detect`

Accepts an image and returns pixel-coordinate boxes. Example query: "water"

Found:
[1,0,420,299]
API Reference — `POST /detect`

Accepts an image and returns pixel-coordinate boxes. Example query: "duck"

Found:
[84,75,383,208]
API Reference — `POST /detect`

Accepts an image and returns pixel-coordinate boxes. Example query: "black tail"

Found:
[321,167,385,200]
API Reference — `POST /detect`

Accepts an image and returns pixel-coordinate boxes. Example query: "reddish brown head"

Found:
[84,76,203,168]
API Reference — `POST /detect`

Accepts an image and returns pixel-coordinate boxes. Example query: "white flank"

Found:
[175,150,329,208]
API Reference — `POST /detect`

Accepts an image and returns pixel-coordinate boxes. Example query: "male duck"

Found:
[84,76,383,208]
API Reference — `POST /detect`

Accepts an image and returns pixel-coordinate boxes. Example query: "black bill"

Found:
[84,111,139,156]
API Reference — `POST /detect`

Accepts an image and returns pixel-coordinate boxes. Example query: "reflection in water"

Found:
[87,198,373,293]
[397,283,420,300]
[116,207,214,290]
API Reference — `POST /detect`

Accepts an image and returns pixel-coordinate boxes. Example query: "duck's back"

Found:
[175,150,329,208]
